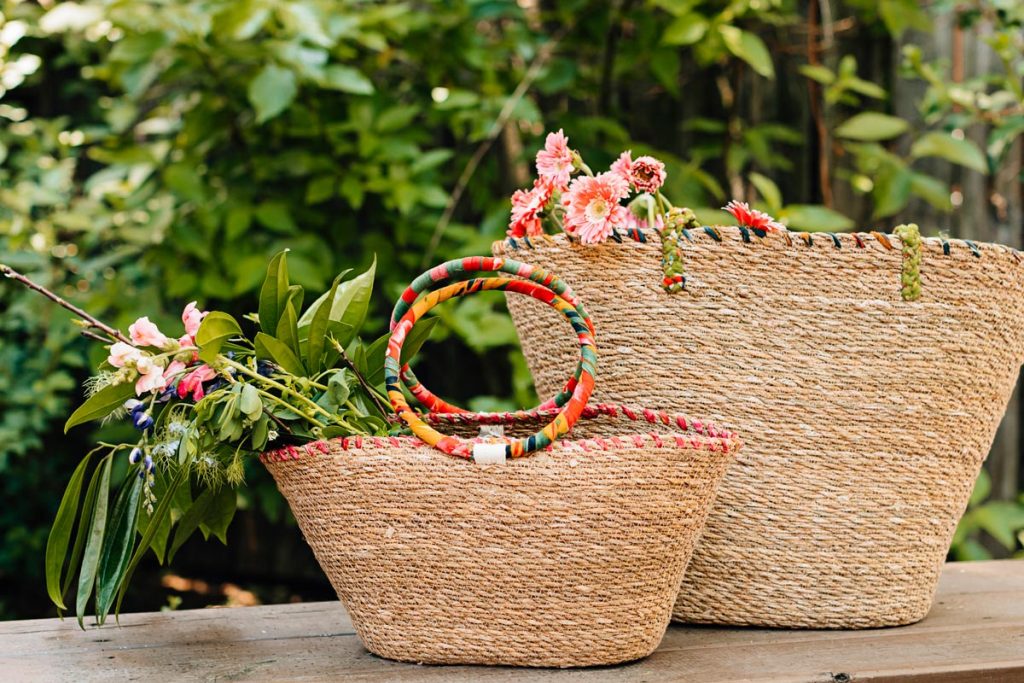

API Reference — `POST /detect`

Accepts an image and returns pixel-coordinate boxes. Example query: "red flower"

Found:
[723,200,785,233]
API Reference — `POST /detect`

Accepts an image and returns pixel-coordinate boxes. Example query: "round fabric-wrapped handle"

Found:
[386,277,596,460]
[390,256,590,415]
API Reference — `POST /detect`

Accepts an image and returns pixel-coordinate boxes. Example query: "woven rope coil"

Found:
[494,227,1024,629]
[262,407,740,667]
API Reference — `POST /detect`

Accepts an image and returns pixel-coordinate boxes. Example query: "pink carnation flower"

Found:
[723,200,785,234]
[631,155,666,194]
[562,172,630,244]
[535,129,573,190]
[507,179,552,238]
[129,316,170,349]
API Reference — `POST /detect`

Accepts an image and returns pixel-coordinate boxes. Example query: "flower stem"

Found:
[220,357,347,427]
[0,263,131,344]
[330,339,392,418]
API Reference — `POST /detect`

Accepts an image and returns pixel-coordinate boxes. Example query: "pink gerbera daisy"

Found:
[723,200,785,234]
[535,129,574,190]
[507,179,553,238]
[562,172,630,244]
[610,150,633,186]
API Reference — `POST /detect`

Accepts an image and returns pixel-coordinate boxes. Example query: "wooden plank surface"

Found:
[2,560,1022,682]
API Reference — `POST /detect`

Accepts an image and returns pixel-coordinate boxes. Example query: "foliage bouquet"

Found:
[1,251,433,626]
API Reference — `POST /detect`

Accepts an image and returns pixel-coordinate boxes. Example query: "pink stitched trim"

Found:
[260,430,741,463]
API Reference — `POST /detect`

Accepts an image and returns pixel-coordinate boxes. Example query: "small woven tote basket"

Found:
[494,217,1024,629]
[261,258,741,667]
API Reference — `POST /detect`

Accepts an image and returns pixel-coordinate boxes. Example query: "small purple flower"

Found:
[129,447,142,464]
[133,411,154,431]
[143,454,153,473]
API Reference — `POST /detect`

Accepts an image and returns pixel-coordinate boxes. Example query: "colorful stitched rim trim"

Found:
[260,403,740,463]
[502,225,1024,261]
[386,277,596,460]
[390,255,591,415]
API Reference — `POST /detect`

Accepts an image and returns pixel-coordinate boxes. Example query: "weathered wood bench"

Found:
[2,560,1021,682]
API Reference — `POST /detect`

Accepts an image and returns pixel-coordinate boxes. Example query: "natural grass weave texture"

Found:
[495,228,1024,629]
[262,406,739,667]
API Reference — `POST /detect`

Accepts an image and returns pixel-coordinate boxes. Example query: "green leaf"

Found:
[77,456,112,628]
[255,332,306,376]
[198,486,237,545]
[248,64,298,124]
[276,302,301,359]
[62,455,104,606]
[95,473,143,624]
[909,172,952,212]
[662,13,708,46]
[65,383,136,433]
[168,488,219,562]
[872,165,912,218]
[974,502,1024,549]
[779,205,855,232]
[297,257,375,345]
[114,452,192,618]
[798,64,835,85]
[718,26,774,79]
[213,1,271,40]
[748,172,783,214]
[196,312,243,363]
[910,131,988,174]
[879,0,930,38]
[305,273,344,374]
[325,371,351,408]
[46,453,93,611]
[254,201,297,234]
[835,113,909,141]
[322,65,374,95]
[239,384,262,419]
[258,250,290,337]
[970,469,992,507]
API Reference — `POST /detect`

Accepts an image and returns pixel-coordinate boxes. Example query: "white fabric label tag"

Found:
[472,443,507,465]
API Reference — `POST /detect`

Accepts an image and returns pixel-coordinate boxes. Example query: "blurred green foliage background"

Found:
[1,0,1023,619]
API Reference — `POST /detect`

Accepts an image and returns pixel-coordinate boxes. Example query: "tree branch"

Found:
[1,264,130,344]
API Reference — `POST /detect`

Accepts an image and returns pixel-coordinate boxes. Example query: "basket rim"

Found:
[495,225,1024,265]
[260,403,741,463]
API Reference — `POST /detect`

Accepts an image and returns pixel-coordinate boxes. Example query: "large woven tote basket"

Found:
[494,222,1024,629]
[262,258,741,667]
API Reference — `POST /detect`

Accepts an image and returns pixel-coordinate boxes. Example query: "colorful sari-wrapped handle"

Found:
[386,277,596,461]
[390,256,590,414]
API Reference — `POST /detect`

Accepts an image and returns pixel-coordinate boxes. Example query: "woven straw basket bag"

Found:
[262,258,741,667]
[494,215,1024,629]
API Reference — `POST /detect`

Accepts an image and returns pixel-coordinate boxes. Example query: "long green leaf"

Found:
[198,486,237,545]
[168,488,217,563]
[96,473,144,624]
[65,383,136,433]
[255,332,306,376]
[297,258,374,345]
[114,452,193,619]
[258,250,289,336]
[276,301,301,359]
[60,454,104,613]
[45,453,93,611]
[305,273,343,374]
[76,455,112,629]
